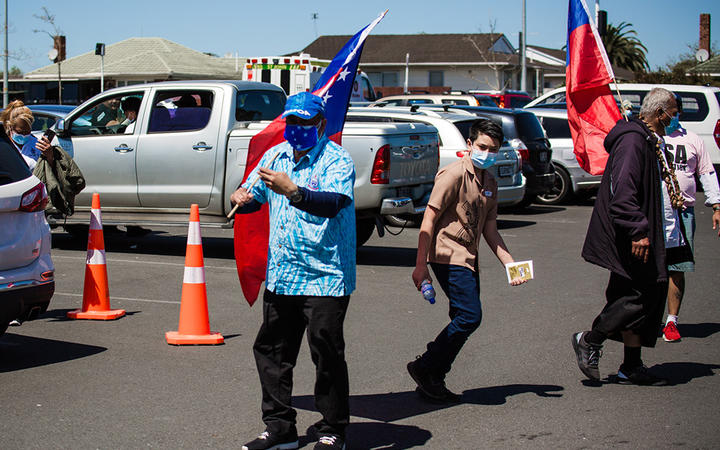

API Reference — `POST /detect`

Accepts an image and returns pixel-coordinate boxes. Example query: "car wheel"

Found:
[356,218,376,247]
[536,167,572,205]
[384,214,421,228]
[64,224,89,240]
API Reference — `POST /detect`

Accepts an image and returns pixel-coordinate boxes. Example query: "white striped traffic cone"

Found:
[67,193,125,320]
[165,204,224,345]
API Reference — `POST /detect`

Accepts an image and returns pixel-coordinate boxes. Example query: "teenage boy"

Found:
[408,118,527,403]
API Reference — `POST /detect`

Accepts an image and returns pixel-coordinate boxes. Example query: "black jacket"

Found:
[581,118,667,283]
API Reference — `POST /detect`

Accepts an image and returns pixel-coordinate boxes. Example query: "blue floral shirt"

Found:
[242,135,356,297]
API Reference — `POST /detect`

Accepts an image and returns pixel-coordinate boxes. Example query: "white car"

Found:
[370,94,489,107]
[526,108,601,204]
[347,106,525,207]
[0,137,55,336]
[526,83,720,173]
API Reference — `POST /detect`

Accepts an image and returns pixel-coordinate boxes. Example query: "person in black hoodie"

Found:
[571,87,692,386]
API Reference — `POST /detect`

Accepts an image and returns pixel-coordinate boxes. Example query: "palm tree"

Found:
[601,22,650,73]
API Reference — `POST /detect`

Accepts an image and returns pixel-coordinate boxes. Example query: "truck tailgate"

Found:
[342,122,439,185]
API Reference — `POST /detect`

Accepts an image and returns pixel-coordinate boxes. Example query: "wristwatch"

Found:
[287,188,303,204]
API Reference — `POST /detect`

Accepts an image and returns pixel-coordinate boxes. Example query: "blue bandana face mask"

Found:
[471,149,497,169]
[11,132,29,146]
[663,111,681,136]
[284,124,319,151]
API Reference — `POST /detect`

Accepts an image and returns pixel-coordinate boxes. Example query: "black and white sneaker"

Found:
[572,332,603,380]
[241,430,299,450]
[314,434,346,449]
[616,364,668,386]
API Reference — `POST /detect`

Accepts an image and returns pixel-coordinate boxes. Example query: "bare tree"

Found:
[464,19,516,91]
[32,6,62,39]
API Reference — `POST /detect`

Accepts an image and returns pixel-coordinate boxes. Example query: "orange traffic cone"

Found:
[166,204,224,345]
[67,193,126,320]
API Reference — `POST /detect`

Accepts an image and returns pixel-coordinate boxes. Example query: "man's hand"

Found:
[631,237,650,263]
[412,264,431,291]
[36,136,54,163]
[230,187,254,208]
[258,167,297,196]
[712,209,720,237]
[509,277,528,286]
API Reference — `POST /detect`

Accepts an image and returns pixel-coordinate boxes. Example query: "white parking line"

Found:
[52,255,236,271]
[54,292,181,305]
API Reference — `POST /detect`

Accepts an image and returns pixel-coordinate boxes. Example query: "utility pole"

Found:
[520,0,526,92]
[404,53,409,94]
[311,13,319,38]
[3,0,8,108]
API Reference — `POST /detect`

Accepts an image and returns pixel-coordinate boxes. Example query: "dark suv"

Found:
[451,106,555,206]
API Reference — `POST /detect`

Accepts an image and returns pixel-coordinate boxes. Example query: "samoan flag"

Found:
[233,10,387,306]
[566,0,621,175]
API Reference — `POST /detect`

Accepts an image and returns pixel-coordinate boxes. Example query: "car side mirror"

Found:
[55,119,66,136]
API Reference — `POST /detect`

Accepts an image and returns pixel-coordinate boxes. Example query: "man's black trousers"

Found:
[253,289,350,438]
[591,272,668,348]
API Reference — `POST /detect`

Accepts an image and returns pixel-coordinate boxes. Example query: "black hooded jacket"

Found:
[581,117,667,283]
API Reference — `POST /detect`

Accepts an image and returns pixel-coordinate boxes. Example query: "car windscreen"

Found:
[236,90,286,121]
[451,120,476,140]
[514,112,546,142]
[0,141,32,186]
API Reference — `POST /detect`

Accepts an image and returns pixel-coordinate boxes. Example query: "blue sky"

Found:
[7,0,720,74]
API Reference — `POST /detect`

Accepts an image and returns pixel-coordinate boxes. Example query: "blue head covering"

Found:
[281,92,326,119]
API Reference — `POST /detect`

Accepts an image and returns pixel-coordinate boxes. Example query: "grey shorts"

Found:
[668,207,695,272]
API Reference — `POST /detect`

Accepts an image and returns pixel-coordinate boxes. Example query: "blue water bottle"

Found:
[421,279,436,304]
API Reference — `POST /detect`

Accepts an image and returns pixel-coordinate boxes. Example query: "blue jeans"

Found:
[418,263,482,381]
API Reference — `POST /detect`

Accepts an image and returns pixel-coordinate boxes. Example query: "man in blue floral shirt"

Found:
[232,92,355,450]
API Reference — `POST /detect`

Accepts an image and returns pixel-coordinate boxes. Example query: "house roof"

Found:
[300,33,521,65]
[24,37,244,80]
[688,54,720,76]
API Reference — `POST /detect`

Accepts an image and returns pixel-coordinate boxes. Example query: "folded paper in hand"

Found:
[505,260,533,283]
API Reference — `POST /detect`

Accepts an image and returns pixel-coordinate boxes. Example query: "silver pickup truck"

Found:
[51,80,439,245]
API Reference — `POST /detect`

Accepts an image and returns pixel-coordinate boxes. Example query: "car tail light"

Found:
[19,182,48,212]
[41,271,54,281]
[509,138,529,162]
[714,119,720,150]
[371,144,390,184]
[456,150,469,158]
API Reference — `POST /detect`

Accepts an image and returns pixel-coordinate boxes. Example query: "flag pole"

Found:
[227,150,282,219]
[610,79,629,121]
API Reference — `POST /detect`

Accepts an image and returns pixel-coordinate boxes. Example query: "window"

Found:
[382,72,399,87]
[31,113,59,132]
[514,113,546,142]
[70,92,144,136]
[0,142,31,185]
[148,90,214,133]
[441,99,470,105]
[675,92,709,122]
[540,117,571,139]
[429,71,444,87]
[407,99,433,105]
[235,90,286,121]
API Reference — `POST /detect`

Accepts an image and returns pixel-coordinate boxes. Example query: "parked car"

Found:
[470,90,533,109]
[370,94,485,107]
[348,106,525,209]
[525,108,601,204]
[448,105,555,206]
[526,83,720,176]
[28,104,76,134]
[0,135,54,336]
[49,81,439,247]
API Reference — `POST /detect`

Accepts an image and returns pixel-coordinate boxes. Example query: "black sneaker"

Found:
[616,364,668,386]
[241,430,299,450]
[572,332,603,380]
[314,434,346,449]
[407,358,460,403]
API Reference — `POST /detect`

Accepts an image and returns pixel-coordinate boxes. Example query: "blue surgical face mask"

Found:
[662,110,681,136]
[470,149,497,169]
[11,132,29,146]
[284,124,319,151]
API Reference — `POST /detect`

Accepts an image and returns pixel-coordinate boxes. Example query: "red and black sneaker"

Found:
[662,321,681,342]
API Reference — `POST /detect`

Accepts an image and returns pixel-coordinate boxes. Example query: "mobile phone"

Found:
[42,128,56,142]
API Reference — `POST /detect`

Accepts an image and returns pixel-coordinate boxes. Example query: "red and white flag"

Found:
[566,0,622,175]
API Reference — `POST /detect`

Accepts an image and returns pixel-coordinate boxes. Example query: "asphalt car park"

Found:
[2,197,719,449]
